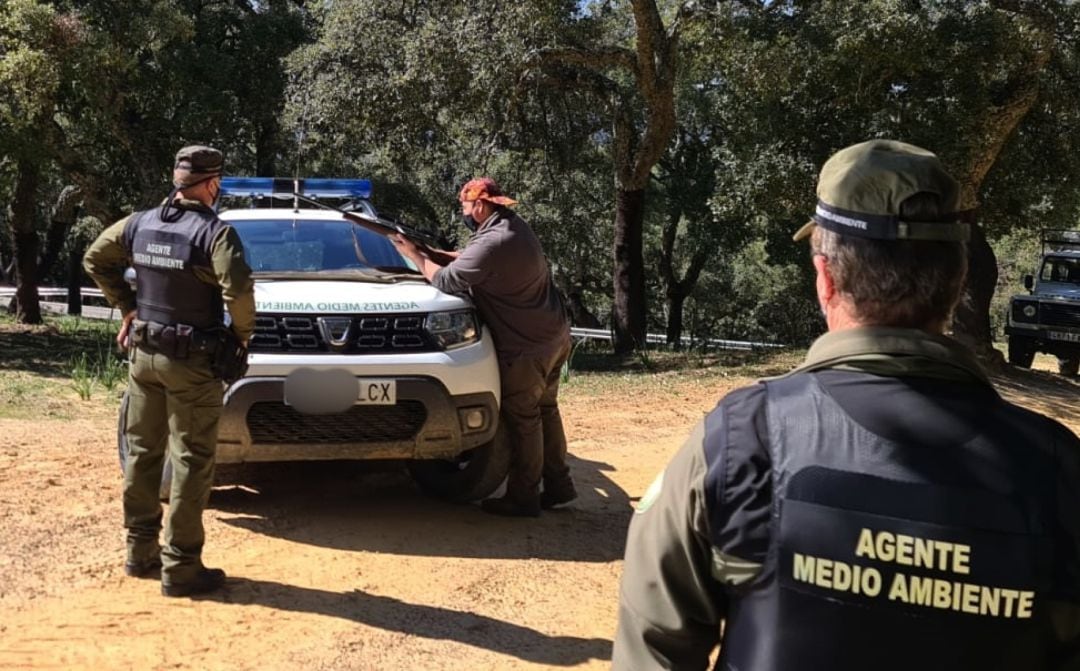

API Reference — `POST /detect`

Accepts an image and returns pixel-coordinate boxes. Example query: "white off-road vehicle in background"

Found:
[1005,230,1080,376]
[119,178,506,501]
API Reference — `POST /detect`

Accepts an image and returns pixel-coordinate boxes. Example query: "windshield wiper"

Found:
[253,269,394,282]
[373,265,421,274]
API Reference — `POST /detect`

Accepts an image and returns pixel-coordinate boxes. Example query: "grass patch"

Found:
[562,345,805,398]
[0,313,126,418]
[0,312,807,418]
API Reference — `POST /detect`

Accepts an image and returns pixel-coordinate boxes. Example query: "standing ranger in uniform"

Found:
[84,145,255,597]
[392,177,575,517]
[614,140,1080,669]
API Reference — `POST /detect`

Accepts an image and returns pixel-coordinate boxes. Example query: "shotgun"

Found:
[292,193,456,267]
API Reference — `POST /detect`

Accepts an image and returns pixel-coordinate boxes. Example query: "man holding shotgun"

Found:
[391,177,575,518]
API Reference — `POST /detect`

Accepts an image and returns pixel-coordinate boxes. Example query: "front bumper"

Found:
[1006,325,1080,357]
[216,376,499,463]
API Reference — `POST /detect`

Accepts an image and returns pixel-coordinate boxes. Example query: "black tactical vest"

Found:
[123,205,227,329]
[717,373,1064,671]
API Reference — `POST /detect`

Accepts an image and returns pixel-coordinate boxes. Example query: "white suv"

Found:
[119,178,506,502]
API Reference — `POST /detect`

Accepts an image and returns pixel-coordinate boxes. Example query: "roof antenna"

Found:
[292,76,311,213]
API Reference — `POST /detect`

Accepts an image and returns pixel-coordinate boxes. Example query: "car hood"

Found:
[253,279,471,314]
[1036,282,1080,302]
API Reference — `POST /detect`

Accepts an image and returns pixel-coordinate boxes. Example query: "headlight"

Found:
[425,310,479,350]
[1011,300,1038,324]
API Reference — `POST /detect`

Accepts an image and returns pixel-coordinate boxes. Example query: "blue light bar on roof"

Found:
[219,177,372,199]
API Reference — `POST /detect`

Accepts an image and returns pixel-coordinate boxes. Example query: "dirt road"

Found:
[0,355,1076,671]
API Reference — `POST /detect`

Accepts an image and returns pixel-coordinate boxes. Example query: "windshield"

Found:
[229,218,413,272]
[1040,256,1080,284]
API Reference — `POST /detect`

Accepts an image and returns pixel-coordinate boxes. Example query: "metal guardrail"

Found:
[1,286,120,320]
[4,286,786,349]
[0,286,104,298]
[568,327,783,351]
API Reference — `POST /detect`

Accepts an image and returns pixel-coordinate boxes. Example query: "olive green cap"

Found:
[173,144,224,187]
[793,139,969,242]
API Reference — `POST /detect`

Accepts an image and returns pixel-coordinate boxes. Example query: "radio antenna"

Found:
[292,74,311,212]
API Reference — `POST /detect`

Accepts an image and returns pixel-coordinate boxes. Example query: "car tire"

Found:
[408,421,510,503]
[1007,338,1035,368]
[117,389,173,501]
[1059,357,1080,377]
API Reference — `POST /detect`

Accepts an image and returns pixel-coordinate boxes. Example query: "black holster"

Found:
[134,321,194,359]
[208,328,249,384]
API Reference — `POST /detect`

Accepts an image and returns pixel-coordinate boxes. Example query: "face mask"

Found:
[462,214,477,232]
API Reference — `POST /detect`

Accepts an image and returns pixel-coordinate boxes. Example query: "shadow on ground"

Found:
[570,346,795,376]
[213,454,633,564]
[0,319,120,378]
[196,579,612,666]
[991,364,1080,423]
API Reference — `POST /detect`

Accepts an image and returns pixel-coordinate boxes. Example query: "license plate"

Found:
[1047,331,1080,343]
[284,368,357,415]
[358,379,396,405]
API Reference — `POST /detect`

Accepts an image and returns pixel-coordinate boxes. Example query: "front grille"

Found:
[1041,303,1080,329]
[247,401,427,444]
[249,313,439,353]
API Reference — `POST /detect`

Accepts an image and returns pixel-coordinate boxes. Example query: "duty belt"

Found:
[131,320,220,360]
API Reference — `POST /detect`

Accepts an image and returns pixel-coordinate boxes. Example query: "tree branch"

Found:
[527,46,639,77]
[630,0,666,98]
[954,11,1053,206]
[988,0,1059,31]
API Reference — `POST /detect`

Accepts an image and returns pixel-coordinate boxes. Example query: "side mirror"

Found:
[1023,275,1034,291]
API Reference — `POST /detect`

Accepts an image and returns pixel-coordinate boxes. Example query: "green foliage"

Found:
[688,239,821,346]
[0,314,124,418]
[64,322,126,400]
[6,0,1080,347]
[989,228,1042,338]
[67,351,95,400]
[0,0,311,240]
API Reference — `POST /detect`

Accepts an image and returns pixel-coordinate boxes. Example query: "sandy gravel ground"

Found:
[0,353,1076,671]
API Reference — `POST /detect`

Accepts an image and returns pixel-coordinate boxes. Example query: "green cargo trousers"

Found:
[499,339,573,504]
[124,345,223,583]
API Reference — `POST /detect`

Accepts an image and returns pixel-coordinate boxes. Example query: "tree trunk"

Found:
[952,223,1002,367]
[612,188,646,354]
[946,6,1051,363]
[564,288,603,329]
[666,291,686,350]
[10,159,42,324]
[38,185,82,281]
[67,246,84,317]
[256,122,278,176]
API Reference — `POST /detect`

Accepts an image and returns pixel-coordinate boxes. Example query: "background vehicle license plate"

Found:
[358,379,396,404]
[1047,331,1080,343]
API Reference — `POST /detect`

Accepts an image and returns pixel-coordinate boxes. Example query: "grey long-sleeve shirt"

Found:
[431,208,567,359]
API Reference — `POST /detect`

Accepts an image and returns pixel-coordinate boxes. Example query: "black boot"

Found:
[541,479,578,510]
[161,567,227,597]
[124,557,162,579]
[481,495,541,518]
